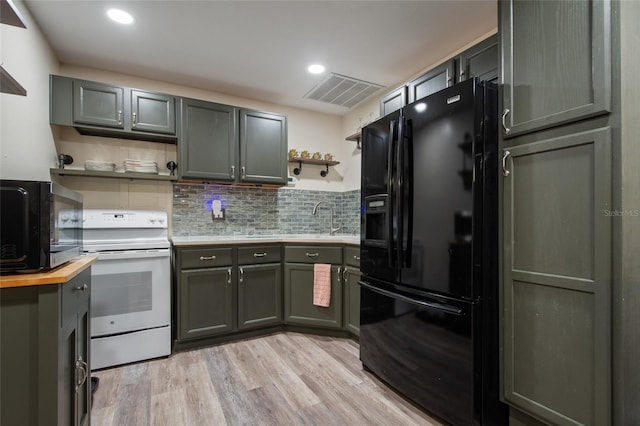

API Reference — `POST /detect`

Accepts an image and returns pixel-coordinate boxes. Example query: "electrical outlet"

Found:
[211,200,225,220]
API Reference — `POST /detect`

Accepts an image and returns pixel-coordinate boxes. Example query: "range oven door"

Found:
[359,277,479,426]
[89,248,170,337]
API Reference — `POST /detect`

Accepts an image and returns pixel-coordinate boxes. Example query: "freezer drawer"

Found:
[359,279,478,426]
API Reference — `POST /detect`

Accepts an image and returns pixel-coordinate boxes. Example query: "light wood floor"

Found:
[91,332,444,426]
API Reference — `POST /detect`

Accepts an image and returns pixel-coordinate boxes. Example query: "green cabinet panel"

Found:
[380,85,407,117]
[237,263,282,330]
[240,109,287,185]
[179,97,237,181]
[73,79,124,129]
[284,262,343,329]
[407,59,455,103]
[343,266,360,336]
[131,89,176,135]
[284,245,343,264]
[178,246,233,269]
[502,125,612,425]
[178,267,234,340]
[237,245,281,265]
[1,268,92,426]
[500,0,611,137]
[457,33,498,83]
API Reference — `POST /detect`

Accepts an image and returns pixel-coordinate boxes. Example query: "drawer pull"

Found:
[199,255,217,261]
[306,252,319,258]
[253,252,268,258]
[353,255,360,261]
[75,283,88,291]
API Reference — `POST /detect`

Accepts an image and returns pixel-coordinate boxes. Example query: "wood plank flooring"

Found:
[91,332,444,426]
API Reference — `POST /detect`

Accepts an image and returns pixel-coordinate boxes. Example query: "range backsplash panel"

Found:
[172,184,360,237]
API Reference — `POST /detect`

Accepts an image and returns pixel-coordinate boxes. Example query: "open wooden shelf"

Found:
[50,168,178,182]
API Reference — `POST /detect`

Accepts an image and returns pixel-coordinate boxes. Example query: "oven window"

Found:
[92,272,153,317]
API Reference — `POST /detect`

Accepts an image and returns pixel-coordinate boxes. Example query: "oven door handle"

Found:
[88,249,170,261]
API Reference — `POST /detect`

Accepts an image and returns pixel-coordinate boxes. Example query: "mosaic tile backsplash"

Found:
[172,184,361,237]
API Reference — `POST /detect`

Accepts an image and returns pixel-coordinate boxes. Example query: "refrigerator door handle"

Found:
[387,119,396,267]
[404,118,414,268]
[396,117,404,269]
[359,281,464,316]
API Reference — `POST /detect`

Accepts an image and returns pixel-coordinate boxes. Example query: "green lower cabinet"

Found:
[284,263,343,329]
[237,263,282,329]
[343,266,361,336]
[1,268,91,426]
[178,267,234,340]
[502,125,612,425]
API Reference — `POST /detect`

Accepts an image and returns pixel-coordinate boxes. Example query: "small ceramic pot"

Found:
[288,149,299,159]
[300,150,311,159]
[312,152,322,160]
[324,153,334,161]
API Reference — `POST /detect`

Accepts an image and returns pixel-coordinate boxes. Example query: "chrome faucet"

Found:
[312,201,341,236]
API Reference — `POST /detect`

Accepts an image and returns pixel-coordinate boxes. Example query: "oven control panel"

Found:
[83,209,167,229]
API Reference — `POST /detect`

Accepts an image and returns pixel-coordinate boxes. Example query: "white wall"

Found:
[0,0,59,181]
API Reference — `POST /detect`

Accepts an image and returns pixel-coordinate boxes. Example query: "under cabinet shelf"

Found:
[50,168,178,182]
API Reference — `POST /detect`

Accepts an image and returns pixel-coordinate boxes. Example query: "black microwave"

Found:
[0,180,83,273]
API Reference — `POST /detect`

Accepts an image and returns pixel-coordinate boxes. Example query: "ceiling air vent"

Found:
[304,73,384,109]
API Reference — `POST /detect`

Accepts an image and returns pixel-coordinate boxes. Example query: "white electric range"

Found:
[82,209,171,370]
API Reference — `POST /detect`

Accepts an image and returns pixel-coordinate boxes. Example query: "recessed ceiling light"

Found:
[107,9,134,24]
[307,64,325,74]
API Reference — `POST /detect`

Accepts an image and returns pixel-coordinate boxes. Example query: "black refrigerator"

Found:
[359,78,507,425]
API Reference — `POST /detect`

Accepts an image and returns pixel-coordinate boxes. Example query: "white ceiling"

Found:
[24,0,497,116]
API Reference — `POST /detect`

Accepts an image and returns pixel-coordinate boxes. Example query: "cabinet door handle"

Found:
[75,356,88,393]
[239,267,244,282]
[241,166,247,180]
[502,108,511,134]
[132,111,137,127]
[75,283,88,292]
[227,268,232,284]
[117,110,122,125]
[230,165,235,180]
[342,267,348,282]
[337,266,342,284]
[253,252,267,258]
[199,255,217,261]
[306,252,319,258]
[353,255,360,261]
[502,150,511,177]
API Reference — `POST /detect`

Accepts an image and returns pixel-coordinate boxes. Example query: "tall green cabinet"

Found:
[499,1,622,425]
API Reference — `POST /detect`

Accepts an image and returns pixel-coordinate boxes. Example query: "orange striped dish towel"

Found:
[313,263,331,307]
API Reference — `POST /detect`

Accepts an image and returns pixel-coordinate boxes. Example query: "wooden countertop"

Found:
[0,256,97,289]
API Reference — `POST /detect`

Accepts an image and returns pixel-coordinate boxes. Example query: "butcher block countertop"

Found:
[0,256,97,289]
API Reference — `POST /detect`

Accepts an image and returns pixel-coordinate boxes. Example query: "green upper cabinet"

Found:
[379,85,407,117]
[500,0,611,138]
[178,102,287,185]
[407,59,455,103]
[73,80,124,129]
[51,75,177,143]
[239,109,287,185]
[131,89,176,135]
[179,98,237,181]
[457,34,498,83]
[378,35,497,117]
